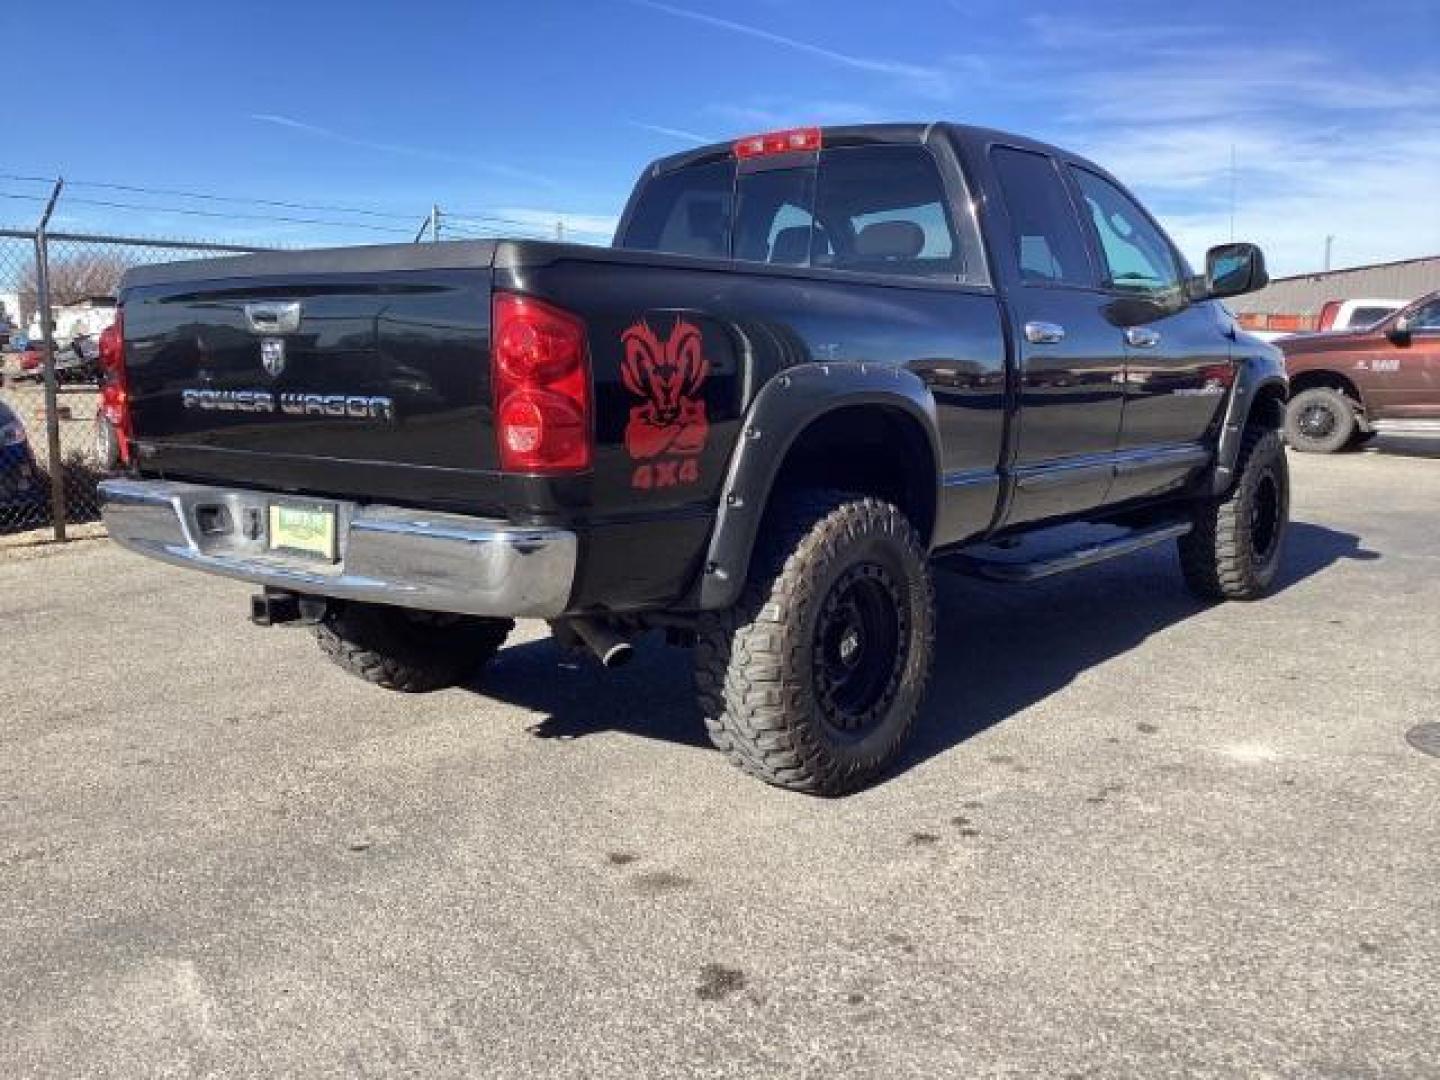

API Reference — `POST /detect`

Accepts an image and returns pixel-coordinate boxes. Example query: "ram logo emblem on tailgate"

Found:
[260,338,286,376]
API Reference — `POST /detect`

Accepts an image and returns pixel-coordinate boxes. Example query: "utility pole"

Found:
[430,203,441,243]
[33,178,66,541]
[1324,235,1334,272]
[555,219,565,243]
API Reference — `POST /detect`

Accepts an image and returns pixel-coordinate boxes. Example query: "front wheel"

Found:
[1285,387,1356,453]
[1179,426,1289,601]
[695,492,936,796]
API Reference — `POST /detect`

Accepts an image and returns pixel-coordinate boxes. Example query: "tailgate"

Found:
[121,242,501,508]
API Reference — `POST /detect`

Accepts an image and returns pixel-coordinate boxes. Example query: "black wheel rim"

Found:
[1298,401,1338,439]
[1251,471,1282,561]
[813,562,908,736]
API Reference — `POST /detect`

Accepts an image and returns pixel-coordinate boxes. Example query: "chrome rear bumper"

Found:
[98,478,576,618]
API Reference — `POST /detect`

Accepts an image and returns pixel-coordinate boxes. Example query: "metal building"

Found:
[1228,254,1440,328]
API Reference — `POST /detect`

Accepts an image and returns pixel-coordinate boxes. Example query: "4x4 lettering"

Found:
[630,458,702,490]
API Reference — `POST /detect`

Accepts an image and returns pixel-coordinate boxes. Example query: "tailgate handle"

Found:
[244,301,302,335]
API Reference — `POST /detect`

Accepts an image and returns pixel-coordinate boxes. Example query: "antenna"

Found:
[1228,143,1236,242]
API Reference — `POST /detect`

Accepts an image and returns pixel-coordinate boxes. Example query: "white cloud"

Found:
[249,114,558,191]
[626,121,715,145]
[998,27,1440,275]
[705,98,888,131]
[623,0,953,98]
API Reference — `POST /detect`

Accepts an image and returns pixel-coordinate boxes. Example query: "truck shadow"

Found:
[1361,434,1440,460]
[470,521,1378,776]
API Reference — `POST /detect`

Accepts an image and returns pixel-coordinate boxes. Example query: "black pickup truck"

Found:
[100,122,1288,795]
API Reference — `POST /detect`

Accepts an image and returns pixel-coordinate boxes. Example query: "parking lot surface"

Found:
[2,440,1437,1079]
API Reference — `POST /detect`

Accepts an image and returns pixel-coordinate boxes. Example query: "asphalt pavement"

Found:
[2,438,1437,1079]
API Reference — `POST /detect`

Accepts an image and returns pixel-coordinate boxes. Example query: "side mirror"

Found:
[1199,242,1268,300]
[1387,315,1412,345]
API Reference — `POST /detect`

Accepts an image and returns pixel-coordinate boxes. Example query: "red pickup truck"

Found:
[1281,289,1440,452]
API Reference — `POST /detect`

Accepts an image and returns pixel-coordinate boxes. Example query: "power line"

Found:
[442,221,548,239]
[443,211,554,229]
[0,172,421,223]
[56,195,417,234]
[3,173,574,241]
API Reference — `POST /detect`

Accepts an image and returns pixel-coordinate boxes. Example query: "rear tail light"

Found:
[733,126,822,159]
[491,293,591,472]
[97,311,132,459]
[1199,363,1235,389]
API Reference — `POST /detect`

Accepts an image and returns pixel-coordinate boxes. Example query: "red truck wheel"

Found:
[1285,387,1357,454]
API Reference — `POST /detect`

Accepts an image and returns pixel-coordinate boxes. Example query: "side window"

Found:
[1071,167,1181,297]
[618,161,735,258]
[989,146,1094,287]
[812,146,963,277]
[1349,306,1397,328]
[1408,300,1440,331]
[733,168,817,266]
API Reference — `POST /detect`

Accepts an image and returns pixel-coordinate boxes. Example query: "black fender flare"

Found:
[697,362,942,611]
[1212,351,1288,495]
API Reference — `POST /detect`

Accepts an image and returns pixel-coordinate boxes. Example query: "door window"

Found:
[989,146,1094,287]
[1071,167,1182,298]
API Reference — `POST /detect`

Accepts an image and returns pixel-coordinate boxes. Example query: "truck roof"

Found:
[643,121,1111,180]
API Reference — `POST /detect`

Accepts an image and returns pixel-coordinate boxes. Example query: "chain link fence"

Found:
[0,228,267,538]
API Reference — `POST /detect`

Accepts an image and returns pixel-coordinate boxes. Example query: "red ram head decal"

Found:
[620,317,710,462]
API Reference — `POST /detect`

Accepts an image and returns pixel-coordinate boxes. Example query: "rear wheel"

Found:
[1180,426,1289,601]
[695,492,935,795]
[316,603,512,692]
[1285,386,1356,453]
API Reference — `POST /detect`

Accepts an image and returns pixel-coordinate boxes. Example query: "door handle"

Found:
[1024,321,1066,345]
[244,301,302,335]
[1125,327,1161,348]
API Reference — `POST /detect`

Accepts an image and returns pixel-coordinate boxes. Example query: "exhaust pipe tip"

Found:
[598,640,634,669]
[567,617,635,669]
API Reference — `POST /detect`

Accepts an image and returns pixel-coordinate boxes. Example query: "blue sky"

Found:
[4,0,1437,275]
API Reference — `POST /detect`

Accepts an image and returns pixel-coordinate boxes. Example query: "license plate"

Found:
[268,504,336,561]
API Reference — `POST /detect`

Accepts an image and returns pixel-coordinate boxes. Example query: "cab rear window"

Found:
[618,144,967,280]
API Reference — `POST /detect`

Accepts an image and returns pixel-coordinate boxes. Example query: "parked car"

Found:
[16,343,44,379]
[0,400,47,525]
[1316,297,1407,333]
[13,337,102,384]
[98,122,1285,794]
[1281,289,1440,452]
